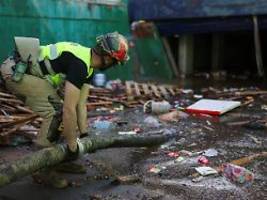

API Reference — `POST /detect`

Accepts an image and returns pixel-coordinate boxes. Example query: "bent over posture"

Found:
[0,32,129,188]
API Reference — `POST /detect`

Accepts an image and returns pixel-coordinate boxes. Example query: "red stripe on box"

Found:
[185,108,222,116]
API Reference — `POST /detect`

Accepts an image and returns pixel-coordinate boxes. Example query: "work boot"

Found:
[32,171,69,189]
[55,162,87,174]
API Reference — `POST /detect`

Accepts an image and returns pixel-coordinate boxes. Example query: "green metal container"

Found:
[0,0,174,81]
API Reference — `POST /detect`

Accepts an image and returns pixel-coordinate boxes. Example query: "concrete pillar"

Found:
[178,35,194,77]
[211,33,224,72]
[253,15,265,77]
[162,37,179,77]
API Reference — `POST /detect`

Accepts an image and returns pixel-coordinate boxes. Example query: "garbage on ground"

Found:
[176,137,186,145]
[193,94,203,99]
[192,176,204,183]
[144,116,161,127]
[161,128,176,136]
[133,127,142,133]
[195,166,218,176]
[112,105,124,111]
[143,100,171,114]
[118,131,137,135]
[159,110,189,122]
[243,120,267,130]
[179,149,218,158]
[182,89,194,94]
[230,152,267,166]
[149,156,186,174]
[176,156,185,162]
[179,150,194,157]
[149,165,162,173]
[203,125,214,131]
[261,105,267,110]
[116,120,128,126]
[179,150,203,157]
[167,152,179,158]
[222,163,254,184]
[160,139,176,149]
[197,156,209,165]
[186,99,241,116]
[248,135,262,145]
[203,148,218,157]
[242,96,254,107]
[93,120,114,131]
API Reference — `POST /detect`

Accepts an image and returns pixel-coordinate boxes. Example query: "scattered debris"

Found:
[176,156,185,162]
[261,105,267,110]
[125,81,179,100]
[0,90,40,145]
[160,139,176,149]
[243,120,267,130]
[248,135,262,145]
[203,148,219,157]
[159,110,189,122]
[229,152,267,166]
[193,94,203,99]
[167,152,179,158]
[143,100,171,114]
[0,81,267,198]
[149,166,162,174]
[195,167,218,176]
[186,99,241,116]
[144,116,161,127]
[197,156,209,165]
[93,120,114,131]
[118,131,137,135]
[113,175,141,184]
[191,175,204,183]
[222,163,254,184]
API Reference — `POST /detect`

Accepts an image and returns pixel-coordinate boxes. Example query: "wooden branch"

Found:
[14,105,34,114]
[0,98,24,105]
[0,92,17,99]
[235,91,267,96]
[0,121,30,137]
[0,134,169,187]
[0,114,38,129]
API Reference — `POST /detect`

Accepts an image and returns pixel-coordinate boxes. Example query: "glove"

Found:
[80,132,89,138]
[65,139,85,161]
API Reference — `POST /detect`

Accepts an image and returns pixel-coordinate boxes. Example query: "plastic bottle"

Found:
[144,100,171,114]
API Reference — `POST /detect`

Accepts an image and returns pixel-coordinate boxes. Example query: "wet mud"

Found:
[0,79,266,200]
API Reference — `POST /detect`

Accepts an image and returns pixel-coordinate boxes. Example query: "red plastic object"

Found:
[167,152,179,158]
[198,156,209,165]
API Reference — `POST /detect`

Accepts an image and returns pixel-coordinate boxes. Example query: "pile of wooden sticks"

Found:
[0,90,40,145]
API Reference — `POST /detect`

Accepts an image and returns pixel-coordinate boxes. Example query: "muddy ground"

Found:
[0,78,266,200]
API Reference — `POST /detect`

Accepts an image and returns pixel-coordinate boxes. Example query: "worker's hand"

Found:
[66,139,85,161]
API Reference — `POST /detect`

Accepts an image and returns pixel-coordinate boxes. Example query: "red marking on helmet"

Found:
[111,43,127,61]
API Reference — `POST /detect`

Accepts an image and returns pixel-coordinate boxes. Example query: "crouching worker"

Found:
[0,32,129,188]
